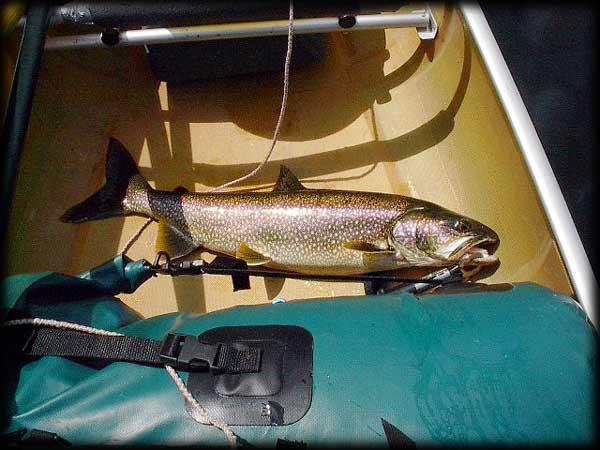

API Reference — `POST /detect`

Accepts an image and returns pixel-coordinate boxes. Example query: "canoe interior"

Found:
[7,4,572,317]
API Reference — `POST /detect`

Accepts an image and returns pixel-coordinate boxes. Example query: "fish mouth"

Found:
[457,237,500,266]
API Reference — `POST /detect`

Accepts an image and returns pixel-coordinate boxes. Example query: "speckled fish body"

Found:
[128,184,420,274]
[62,139,500,275]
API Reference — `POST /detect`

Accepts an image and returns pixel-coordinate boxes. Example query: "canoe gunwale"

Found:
[459,2,597,329]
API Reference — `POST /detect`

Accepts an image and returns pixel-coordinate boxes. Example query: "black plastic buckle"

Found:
[160,333,221,372]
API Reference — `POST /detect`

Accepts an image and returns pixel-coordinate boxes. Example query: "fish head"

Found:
[389,206,499,266]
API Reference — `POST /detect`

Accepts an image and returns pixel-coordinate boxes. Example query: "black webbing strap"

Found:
[25,328,164,365]
[5,325,261,374]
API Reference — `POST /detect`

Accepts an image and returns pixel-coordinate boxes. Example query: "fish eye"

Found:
[456,219,470,234]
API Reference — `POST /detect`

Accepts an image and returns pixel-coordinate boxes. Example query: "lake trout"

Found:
[61,138,499,275]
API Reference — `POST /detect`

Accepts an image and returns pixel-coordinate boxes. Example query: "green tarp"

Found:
[1,261,595,446]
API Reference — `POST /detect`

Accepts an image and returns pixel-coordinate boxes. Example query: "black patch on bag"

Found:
[187,325,313,426]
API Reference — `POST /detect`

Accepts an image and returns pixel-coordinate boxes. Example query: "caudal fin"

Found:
[61,138,147,223]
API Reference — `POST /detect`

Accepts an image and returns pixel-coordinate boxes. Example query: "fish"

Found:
[61,138,500,275]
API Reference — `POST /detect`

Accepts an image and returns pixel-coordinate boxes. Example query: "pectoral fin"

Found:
[343,240,394,254]
[272,165,306,192]
[236,242,272,266]
[156,221,197,258]
[343,240,396,266]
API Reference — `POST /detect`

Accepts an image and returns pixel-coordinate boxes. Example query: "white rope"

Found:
[4,317,239,447]
[2,318,124,336]
[165,364,238,448]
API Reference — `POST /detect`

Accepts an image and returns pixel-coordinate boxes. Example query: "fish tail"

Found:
[60,138,151,223]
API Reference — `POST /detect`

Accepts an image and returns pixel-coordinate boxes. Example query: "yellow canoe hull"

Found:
[7,4,572,317]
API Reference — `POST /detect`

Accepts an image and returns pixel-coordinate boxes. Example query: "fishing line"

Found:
[117,2,489,282]
[121,0,295,255]
[120,216,154,254]
[208,0,294,192]
[113,7,294,436]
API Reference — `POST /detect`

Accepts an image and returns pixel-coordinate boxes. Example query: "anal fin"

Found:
[236,242,272,266]
[156,221,197,259]
[264,277,286,300]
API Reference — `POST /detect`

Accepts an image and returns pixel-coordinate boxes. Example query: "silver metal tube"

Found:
[460,2,598,329]
[44,12,431,49]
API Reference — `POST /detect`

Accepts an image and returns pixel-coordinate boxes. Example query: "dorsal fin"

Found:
[172,186,190,195]
[272,165,306,192]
